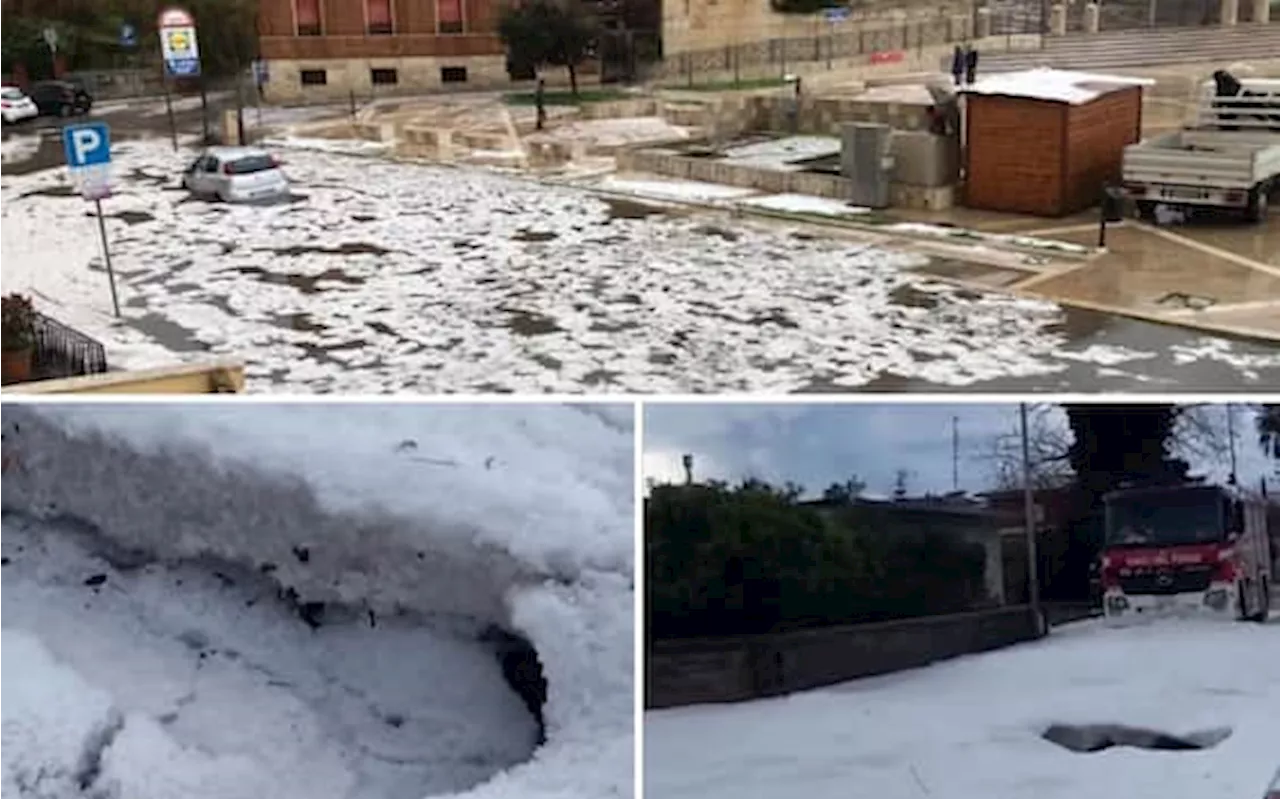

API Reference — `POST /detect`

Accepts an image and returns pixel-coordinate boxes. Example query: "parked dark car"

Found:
[28,80,93,117]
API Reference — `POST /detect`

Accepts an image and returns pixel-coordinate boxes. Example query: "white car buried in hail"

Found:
[181,146,290,203]
[1,86,39,125]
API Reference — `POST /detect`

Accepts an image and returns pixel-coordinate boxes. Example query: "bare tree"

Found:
[978,403,1073,491]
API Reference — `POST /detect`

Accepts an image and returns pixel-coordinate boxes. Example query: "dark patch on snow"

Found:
[126,313,209,353]
[511,229,559,242]
[600,196,666,220]
[504,309,562,337]
[84,573,108,587]
[237,265,366,294]
[74,709,124,791]
[1042,723,1233,753]
[888,284,942,310]
[100,210,154,226]
[292,545,311,564]
[267,241,393,257]
[384,713,406,728]
[692,224,740,242]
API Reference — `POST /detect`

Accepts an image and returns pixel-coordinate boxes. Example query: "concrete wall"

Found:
[648,606,1043,709]
[618,149,856,198]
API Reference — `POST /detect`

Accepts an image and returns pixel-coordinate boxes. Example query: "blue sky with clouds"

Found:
[643,403,1277,498]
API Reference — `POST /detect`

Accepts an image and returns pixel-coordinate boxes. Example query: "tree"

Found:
[498,0,595,96]
[821,475,866,504]
[1257,405,1280,459]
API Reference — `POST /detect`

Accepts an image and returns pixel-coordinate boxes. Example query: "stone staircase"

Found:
[975,24,1280,72]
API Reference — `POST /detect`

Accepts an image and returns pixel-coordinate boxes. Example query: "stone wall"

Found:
[648,606,1044,709]
[662,0,976,60]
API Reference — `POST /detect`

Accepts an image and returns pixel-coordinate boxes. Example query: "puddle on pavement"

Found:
[236,266,366,294]
[127,313,209,353]
[268,242,393,257]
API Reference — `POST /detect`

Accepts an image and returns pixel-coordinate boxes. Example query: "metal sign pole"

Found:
[94,198,121,318]
[164,77,178,151]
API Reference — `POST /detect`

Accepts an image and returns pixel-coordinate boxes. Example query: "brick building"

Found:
[256,0,509,101]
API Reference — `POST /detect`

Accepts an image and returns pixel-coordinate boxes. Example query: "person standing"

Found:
[951,45,966,87]
[534,75,547,131]
[964,46,980,86]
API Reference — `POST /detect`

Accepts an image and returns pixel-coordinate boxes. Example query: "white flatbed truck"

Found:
[1122,77,1280,223]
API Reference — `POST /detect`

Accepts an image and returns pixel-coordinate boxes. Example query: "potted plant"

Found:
[2,293,37,384]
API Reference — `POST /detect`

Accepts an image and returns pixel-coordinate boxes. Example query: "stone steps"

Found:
[976,24,1280,72]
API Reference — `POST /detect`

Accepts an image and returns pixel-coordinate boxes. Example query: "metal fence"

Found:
[32,311,108,382]
[662,10,1043,87]
[1087,0,1265,30]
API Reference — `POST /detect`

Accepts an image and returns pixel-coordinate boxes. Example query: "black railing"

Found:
[31,311,108,381]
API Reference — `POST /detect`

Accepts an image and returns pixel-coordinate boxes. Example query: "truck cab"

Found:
[1100,484,1272,622]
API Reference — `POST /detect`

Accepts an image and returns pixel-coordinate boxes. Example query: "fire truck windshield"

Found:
[1104,490,1226,547]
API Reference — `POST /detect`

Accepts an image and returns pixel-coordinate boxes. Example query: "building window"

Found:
[437,0,465,33]
[296,0,322,36]
[371,67,398,85]
[300,69,327,85]
[441,66,468,83]
[366,0,393,34]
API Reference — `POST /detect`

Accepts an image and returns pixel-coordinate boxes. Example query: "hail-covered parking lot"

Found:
[4,135,1279,393]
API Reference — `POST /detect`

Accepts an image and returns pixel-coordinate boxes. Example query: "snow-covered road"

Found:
[645,618,1280,799]
[1,403,634,799]
[0,137,1183,393]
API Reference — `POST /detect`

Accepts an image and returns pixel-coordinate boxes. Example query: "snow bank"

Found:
[962,68,1155,105]
[647,618,1280,799]
[1,403,634,799]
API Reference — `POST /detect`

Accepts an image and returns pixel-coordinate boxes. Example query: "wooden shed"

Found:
[962,69,1153,217]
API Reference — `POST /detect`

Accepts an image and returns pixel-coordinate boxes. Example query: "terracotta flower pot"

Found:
[1,346,34,385]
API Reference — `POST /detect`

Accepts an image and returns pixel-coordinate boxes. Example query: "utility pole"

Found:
[952,415,960,492]
[1227,404,1238,485]
[1020,403,1043,632]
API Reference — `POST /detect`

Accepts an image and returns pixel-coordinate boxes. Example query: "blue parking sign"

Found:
[63,122,112,168]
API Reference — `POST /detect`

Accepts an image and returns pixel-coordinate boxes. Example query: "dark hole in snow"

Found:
[481,625,549,746]
[236,265,366,294]
[1042,723,1233,753]
[888,284,942,310]
[504,309,563,337]
[268,241,393,257]
[83,573,108,587]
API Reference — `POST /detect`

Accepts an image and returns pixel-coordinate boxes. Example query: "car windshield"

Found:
[1105,489,1225,547]
[224,155,276,175]
[2,88,24,100]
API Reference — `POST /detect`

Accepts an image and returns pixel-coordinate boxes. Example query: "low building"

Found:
[256,0,509,102]
[962,68,1153,216]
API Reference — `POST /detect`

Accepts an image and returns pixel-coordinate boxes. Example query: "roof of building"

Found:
[962,68,1155,105]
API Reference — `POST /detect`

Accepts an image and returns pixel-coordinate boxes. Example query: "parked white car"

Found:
[180,147,290,203]
[1,86,39,125]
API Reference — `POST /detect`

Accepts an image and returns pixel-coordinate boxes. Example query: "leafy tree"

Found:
[498,0,595,96]
[646,479,989,640]
[821,475,866,504]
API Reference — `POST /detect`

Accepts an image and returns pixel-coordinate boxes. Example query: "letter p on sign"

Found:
[62,122,112,168]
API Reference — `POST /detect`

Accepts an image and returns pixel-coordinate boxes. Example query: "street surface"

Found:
[3,110,1279,391]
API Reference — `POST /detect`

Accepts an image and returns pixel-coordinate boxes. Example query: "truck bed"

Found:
[1123,130,1280,190]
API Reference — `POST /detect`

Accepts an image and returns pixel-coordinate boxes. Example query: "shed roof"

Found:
[962,68,1155,105]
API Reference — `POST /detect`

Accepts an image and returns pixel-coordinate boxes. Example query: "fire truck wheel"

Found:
[1256,580,1271,623]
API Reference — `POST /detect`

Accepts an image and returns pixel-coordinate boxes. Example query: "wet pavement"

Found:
[840,307,1280,393]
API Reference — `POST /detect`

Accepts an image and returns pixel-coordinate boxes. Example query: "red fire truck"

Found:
[1100,483,1273,622]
